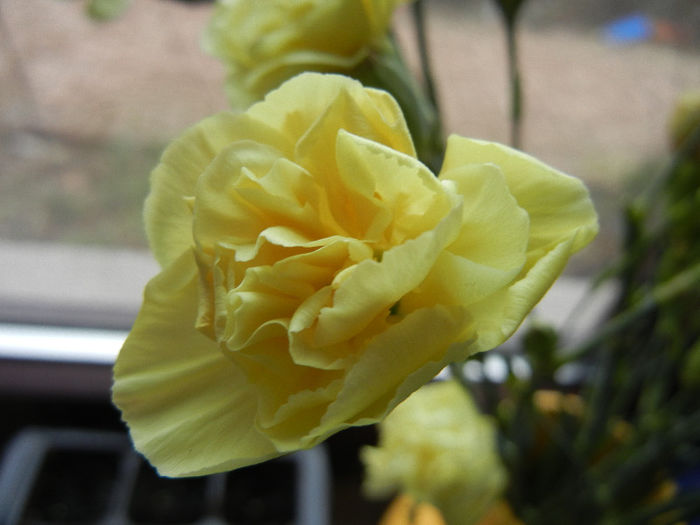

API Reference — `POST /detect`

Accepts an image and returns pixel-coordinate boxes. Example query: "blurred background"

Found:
[0,0,698,523]
[1,0,699,268]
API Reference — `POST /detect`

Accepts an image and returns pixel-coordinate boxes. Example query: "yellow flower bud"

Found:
[362,380,507,525]
[203,0,409,108]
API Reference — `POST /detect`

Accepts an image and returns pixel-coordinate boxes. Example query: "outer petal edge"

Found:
[112,251,280,477]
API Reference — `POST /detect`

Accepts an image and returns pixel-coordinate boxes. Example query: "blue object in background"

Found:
[675,467,700,524]
[603,13,654,44]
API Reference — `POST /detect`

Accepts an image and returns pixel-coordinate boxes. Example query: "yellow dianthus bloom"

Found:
[112,73,598,477]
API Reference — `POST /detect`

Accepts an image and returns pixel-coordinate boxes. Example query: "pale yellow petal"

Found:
[362,0,406,35]
[263,304,467,449]
[334,130,449,245]
[192,140,289,253]
[248,73,414,157]
[411,252,520,311]
[145,112,292,267]
[144,112,240,267]
[112,251,279,477]
[440,135,598,264]
[440,162,529,272]
[468,237,577,352]
[312,194,463,348]
[408,162,531,311]
[220,249,340,353]
[314,305,468,438]
[363,87,417,158]
[294,84,415,177]
[225,335,344,438]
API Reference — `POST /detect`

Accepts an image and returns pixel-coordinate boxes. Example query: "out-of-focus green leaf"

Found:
[682,339,700,389]
[85,0,132,22]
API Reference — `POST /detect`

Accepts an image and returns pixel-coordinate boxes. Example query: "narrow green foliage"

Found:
[453,119,700,524]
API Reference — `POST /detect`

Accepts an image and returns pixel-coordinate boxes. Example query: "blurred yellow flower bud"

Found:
[203,0,409,108]
[362,380,507,525]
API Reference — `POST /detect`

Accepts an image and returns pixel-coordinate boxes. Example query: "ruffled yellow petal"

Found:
[267,305,468,448]
[112,251,279,476]
[248,73,414,158]
[311,194,462,347]
[440,163,529,272]
[437,136,598,350]
[334,130,448,245]
[144,113,239,267]
[145,112,292,268]
[440,135,599,267]
[192,140,291,253]
[407,162,529,312]
[468,237,577,352]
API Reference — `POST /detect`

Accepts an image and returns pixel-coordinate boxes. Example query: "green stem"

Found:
[621,490,700,525]
[574,331,619,458]
[354,39,445,173]
[411,0,443,134]
[504,17,522,149]
[594,410,700,510]
[558,260,700,365]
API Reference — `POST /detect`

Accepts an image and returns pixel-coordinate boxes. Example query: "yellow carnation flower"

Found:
[203,0,408,108]
[362,380,507,525]
[112,72,598,477]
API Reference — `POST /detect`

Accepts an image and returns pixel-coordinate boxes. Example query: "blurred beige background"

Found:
[1,0,699,272]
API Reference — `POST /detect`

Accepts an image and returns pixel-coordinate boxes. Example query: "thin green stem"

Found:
[353,38,444,173]
[504,18,522,149]
[492,0,526,148]
[558,260,700,365]
[411,0,443,134]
